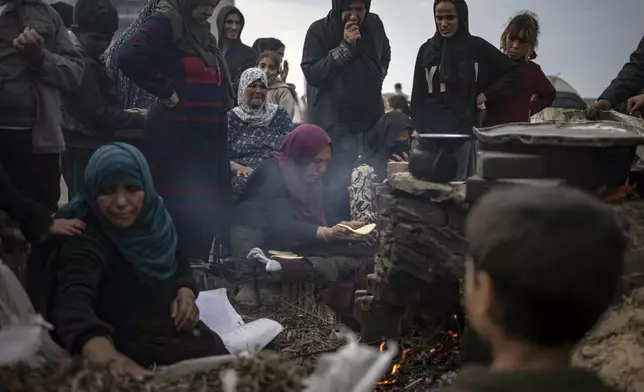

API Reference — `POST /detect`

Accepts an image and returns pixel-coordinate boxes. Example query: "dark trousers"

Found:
[62,147,95,200]
[0,130,61,316]
[230,225,264,280]
[0,130,61,212]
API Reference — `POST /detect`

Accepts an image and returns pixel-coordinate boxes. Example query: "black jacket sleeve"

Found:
[600,36,644,105]
[301,21,357,88]
[76,59,146,137]
[172,249,199,298]
[410,44,429,132]
[478,39,523,102]
[0,161,52,244]
[258,162,319,243]
[52,227,113,354]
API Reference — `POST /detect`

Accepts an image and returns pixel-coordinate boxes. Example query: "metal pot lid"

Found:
[415,133,472,139]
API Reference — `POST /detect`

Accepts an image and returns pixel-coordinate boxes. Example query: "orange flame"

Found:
[598,185,633,202]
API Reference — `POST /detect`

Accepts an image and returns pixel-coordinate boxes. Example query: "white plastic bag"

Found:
[0,260,67,366]
[303,331,398,392]
[196,289,284,354]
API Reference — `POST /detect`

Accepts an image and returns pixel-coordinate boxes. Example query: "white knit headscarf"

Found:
[232,68,279,127]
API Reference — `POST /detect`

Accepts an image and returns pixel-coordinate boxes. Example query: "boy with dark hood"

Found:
[216,5,257,89]
[301,0,391,219]
[446,186,624,392]
[62,0,147,199]
[411,0,522,181]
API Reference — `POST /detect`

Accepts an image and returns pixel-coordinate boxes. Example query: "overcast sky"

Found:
[234,0,644,99]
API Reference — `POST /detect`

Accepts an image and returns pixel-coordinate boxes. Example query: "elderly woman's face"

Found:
[435,1,459,38]
[96,183,145,228]
[192,5,215,24]
[341,1,367,26]
[303,145,332,182]
[244,79,267,108]
[258,56,279,83]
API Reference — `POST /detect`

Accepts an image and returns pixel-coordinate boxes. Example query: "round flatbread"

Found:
[352,223,376,235]
[268,250,297,256]
[272,254,303,260]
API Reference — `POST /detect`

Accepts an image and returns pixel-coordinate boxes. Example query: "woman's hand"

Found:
[49,219,86,236]
[390,152,409,162]
[586,99,612,120]
[171,288,199,331]
[165,91,179,108]
[476,93,487,106]
[232,163,253,177]
[627,94,644,115]
[83,337,153,381]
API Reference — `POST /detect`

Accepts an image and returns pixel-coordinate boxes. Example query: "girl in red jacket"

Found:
[483,12,556,127]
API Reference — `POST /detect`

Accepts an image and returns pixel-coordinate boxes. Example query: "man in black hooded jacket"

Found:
[301,0,390,218]
[587,35,644,119]
[216,5,257,90]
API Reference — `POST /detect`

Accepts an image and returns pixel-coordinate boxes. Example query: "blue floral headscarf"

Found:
[65,143,178,280]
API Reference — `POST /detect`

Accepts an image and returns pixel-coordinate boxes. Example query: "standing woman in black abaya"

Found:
[410,0,522,181]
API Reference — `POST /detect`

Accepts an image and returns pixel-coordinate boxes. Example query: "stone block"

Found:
[477,151,545,179]
[357,296,415,342]
[389,172,466,203]
[387,161,408,176]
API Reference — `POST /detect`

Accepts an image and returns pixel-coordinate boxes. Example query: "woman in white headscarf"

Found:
[229,68,293,201]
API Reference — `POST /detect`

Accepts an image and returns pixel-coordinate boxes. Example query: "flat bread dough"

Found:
[272,254,303,260]
[337,223,376,235]
[268,250,297,256]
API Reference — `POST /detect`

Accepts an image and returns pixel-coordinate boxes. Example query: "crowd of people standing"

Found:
[0,0,642,387]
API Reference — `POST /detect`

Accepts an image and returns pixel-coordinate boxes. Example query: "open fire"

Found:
[373,315,461,391]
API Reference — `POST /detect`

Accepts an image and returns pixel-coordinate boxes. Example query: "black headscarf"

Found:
[252,38,285,53]
[325,0,381,75]
[356,111,413,180]
[156,0,222,68]
[424,0,472,84]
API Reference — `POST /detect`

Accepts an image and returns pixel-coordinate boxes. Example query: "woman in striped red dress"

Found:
[117,0,233,261]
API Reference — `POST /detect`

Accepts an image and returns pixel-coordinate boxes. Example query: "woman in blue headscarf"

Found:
[52,143,228,381]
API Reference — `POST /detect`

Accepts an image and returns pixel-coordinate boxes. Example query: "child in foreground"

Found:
[445,186,625,392]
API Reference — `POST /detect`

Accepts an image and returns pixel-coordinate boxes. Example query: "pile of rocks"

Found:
[357,172,467,341]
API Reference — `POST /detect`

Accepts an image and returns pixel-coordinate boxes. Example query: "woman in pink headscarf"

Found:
[230,124,368,305]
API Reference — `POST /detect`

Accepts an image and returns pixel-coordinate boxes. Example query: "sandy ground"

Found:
[573,288,644,392]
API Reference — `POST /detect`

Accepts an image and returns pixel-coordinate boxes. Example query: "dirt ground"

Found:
[573,288,644,392]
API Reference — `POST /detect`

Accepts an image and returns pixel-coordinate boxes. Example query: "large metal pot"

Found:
[408,133,472,182]
[475,121,644,189]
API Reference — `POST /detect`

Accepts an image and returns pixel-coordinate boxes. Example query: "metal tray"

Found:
[475,121,644,148]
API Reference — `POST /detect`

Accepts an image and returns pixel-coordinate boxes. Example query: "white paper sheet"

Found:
[196,289,244,335]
